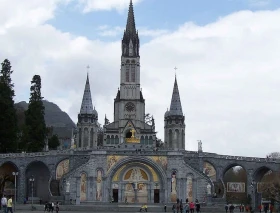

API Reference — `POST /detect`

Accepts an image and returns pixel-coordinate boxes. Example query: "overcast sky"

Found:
[1,0,280,158]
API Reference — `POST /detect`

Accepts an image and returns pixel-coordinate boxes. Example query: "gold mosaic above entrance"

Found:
[126,129,140,143]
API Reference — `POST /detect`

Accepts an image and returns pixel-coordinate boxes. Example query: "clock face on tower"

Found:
[125,102,135,112]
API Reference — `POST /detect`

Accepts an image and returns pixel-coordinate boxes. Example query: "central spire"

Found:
[122,0,139,57]
[126,0,136,35]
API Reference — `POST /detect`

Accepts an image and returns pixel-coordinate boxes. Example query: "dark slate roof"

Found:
[169,76,183,116]
[80,74,95,115]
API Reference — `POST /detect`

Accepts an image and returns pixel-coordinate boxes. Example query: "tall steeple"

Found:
[164,75,185,150]
[122,0,139,57]
[76,72,99,149]
[80,73,94,114]
[126,0,136,35]
[169,76,183,116]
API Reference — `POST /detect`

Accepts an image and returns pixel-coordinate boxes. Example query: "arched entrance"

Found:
[223,164,247,204]
[253,166,273,208]
[107,157,166,204]
[25,161,50,202]
[0,162,18,198]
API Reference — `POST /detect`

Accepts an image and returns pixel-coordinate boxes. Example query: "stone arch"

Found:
[120,163,153,182]
[0,161,19,198]
[203,160,217,181]
[55,158,69,180]
[107,156,167,203]
[253,166,272,182]
[25,161,51,202]
[119,164,152,203]
[222,162,248,177]
[222,162,247,203]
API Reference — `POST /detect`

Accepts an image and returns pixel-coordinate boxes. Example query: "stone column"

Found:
[18,166,26,203]
[192,179,197,202]
[92,177,96,201]
[167,178,171,202]
[76,177,81,205]
[247,170,255,209]
[118,183,122,203]
[181,178,186,203]
[149,184,153,203]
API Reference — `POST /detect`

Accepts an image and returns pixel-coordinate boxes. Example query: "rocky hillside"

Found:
[15,100,76,139]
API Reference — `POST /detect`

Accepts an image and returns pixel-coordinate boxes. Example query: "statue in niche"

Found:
[171,171,177,202]
[96,170,102,201]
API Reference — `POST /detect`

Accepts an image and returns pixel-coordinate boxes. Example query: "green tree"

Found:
[48,134,60,149]
[0,59,17,153]
[24,75,46,152]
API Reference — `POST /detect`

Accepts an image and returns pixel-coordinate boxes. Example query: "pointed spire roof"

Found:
[126,0,136,35]
[80,73,94,114]
[169,76,183,116]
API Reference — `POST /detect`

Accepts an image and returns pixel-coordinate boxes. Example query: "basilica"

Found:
[3,1,276,208]
[62,0,209,204]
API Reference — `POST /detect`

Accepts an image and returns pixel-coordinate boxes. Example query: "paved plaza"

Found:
[9,204,227,213]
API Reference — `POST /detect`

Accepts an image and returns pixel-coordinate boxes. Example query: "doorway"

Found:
[154,189,160,203]
[113,189,118,202]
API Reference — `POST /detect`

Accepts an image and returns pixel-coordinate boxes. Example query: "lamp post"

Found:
[29,176,35,210]
[12,172,18,212]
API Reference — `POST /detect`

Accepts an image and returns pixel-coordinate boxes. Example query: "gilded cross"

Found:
[130,129,136,138]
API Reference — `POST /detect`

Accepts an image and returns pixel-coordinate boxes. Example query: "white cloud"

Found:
[1,1,280,158]
[77,0,143,13]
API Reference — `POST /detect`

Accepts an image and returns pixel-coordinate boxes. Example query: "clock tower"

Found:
[103,0,156,146]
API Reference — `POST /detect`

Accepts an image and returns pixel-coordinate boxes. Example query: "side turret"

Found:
[76,73,99,148]
[164,76,185,150]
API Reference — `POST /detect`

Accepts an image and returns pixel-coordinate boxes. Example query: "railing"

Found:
[201,152,279,163]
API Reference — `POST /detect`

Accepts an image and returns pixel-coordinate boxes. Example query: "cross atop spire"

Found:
[169,75,183,116]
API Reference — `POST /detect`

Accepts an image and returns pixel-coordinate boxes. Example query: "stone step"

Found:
[15,204,226,212]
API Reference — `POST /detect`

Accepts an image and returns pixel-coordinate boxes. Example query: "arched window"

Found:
[175,129,180,149]
[131,65,136,82]
[111,135,115,145]
[168,129,172,148]
[140,136,145,144]
[145,136,149,145]
[84,128,89,147]
[149,136,153,145]
[126,65,130,82]
[115,136,119,144]
[106,135,110,144]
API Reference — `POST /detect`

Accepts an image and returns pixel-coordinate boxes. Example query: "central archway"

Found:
[106,156,167,204]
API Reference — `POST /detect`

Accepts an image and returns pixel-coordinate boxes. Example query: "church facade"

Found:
[1,0,279,208]
[68,0,208,204]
